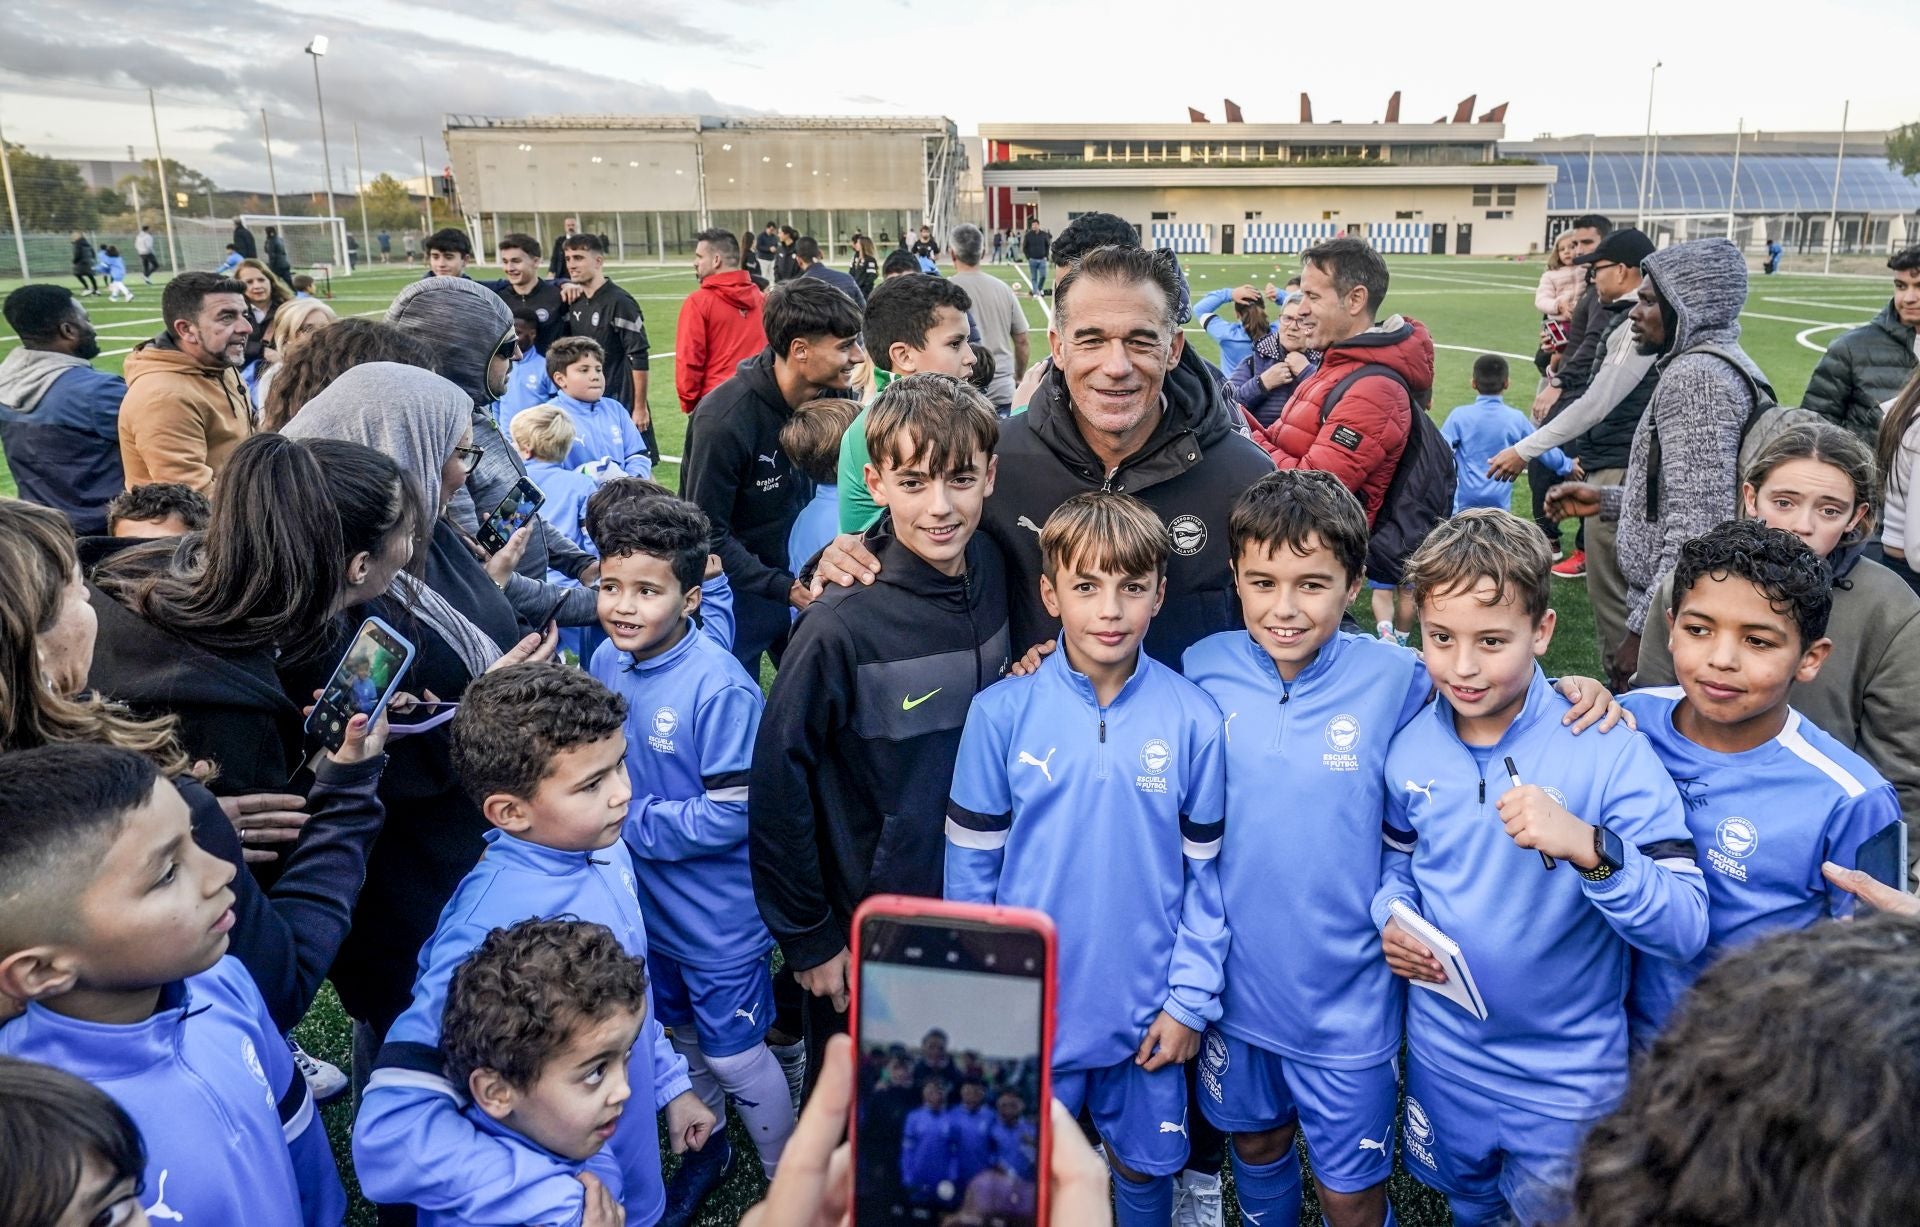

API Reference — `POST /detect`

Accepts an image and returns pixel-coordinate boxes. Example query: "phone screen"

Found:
[306,618,412,752]
[855,915,1047,1227]
[478,477,545,555]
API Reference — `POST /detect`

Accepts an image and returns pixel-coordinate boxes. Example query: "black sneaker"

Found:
[660,1132,734,1227]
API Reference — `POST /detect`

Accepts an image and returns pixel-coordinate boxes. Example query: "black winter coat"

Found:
[1802,302,1918,445]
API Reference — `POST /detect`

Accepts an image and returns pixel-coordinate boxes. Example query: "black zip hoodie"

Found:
[750,518,1011,971]
[681,348,855,660]
[983,343,1276,667]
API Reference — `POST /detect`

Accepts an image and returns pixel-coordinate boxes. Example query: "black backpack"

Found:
[1644,344,1795,519]
[1318,364,1454,585]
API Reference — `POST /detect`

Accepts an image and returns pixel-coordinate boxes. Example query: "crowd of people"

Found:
[0,197,1917,1227]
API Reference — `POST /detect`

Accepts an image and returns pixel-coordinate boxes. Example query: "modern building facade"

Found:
[978,117,1557,256]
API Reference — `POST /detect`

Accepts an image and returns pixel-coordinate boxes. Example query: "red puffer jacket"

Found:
[1247,315,1435,526]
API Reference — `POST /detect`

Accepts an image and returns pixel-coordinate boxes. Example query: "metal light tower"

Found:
[305,36,342,265]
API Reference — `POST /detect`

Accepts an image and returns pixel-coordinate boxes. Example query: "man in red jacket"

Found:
[678,227,768,414]
[1247,237,1434,639]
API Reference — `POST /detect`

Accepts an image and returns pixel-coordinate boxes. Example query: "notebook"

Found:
[1389,898,1488,1022]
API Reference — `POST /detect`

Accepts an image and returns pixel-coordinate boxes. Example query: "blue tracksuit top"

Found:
[1184,629,1429,1067]
[354,830,693,1226]
[495,349,557,432]
[99,251,127,281]
[1372,666,1709,1119]
[0,957,344,1227]
[524,458,599,565]
[901,1105,957,1189]
[544,390,652,478]
[591,622,772,967]
[788,482,840,576]
[1193,287,1279,377]
[1622,689,1900,1040]
[951,1103,995,1182]
[1440,395,1574,513]
[988,1117,1038,1179]
[945,642,1229,1072]
[413,1109,626,1227]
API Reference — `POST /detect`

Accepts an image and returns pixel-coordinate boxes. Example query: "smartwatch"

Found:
[1582,826,1626,882]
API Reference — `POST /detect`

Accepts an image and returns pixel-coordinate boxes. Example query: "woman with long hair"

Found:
[0,496,388,1034]
[260,316,438,433]
[1872,365,1920,595]
[234,256,294,370]
[251,296,339,415]
[849,234,880,298]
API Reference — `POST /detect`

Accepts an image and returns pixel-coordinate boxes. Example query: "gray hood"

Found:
[383,277,512,406]
[280,361,469,513]
[1643,238,1765,383]
[0,348,88,414]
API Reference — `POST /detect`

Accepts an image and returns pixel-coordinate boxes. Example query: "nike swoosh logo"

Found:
[902,688,942,711]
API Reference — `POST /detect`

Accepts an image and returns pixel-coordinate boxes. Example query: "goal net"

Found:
[172,215,352,276]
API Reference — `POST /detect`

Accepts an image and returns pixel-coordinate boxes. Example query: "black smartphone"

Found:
[850,897,1056,1227]
[477,476,545,555]
[1856,822,1909,892]
[304,617,415,752]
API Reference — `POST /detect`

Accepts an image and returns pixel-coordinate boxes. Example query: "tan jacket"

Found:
[118,339,253,491]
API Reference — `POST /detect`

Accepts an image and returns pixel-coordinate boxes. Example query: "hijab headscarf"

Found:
[281,362,504,675]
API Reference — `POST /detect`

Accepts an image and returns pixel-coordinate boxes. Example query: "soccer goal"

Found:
[173,215,352,276]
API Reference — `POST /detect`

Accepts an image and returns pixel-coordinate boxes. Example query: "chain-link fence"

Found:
[1,72,454,281]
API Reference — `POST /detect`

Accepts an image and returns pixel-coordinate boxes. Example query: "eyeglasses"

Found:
[452,445,485,473]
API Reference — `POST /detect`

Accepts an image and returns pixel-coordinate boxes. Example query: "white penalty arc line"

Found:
[1794,323,1850,354]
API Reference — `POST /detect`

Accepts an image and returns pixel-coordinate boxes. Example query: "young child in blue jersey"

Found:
[353,664,717,1227]
[0,744,346,1227]
[511,404,603,663]
[495,308,558,432]
[1184,471,1622,1227]
[586,495,797,1205]
[98,245,134,301]
[901,1078,959,1206]
[1442,354,1576,514]
[1374,509,1709,1227]
[780,395,860,576]
[1623,519,1902,1045]
[586,476,738,655]
[0,1055,151,1227]
[434,918,643,1227]
[950,1078,996,1191]
[538,337,653,480]
[945,491,1228,1227]
[988,1088,1039,1180]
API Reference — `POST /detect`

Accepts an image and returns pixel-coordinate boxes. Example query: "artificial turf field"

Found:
[0,251,1882,1223]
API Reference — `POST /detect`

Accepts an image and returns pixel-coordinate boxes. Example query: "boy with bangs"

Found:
[1373,509,1708,1227]
[426,918,647,1227]
[587,497,797,1213]
[944,492,1227,1227]
[1622,519,1899,1045]
[537,336,653,479]
[586,475,737,653]
[751,374,1010,1078]
[1183,473,1623,1227]
[0,744,345,1227]
[354,664,715,1226]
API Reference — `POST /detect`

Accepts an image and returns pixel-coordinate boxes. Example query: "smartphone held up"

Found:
[850,897,1056,1227]
[304,616,415,752]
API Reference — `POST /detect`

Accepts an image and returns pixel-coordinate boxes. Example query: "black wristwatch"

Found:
[1582,826,1625,882]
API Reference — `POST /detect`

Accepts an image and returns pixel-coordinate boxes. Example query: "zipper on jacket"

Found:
[1478,778,1485,804]
[1097,709,1110,780]
[1271,681,1292,752]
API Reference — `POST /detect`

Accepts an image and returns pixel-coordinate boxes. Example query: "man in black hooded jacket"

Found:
[818,244,1273,668]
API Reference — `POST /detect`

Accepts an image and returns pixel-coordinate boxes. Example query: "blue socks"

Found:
[1231,1148,1303,1227]
[1109,1170,1174,1227]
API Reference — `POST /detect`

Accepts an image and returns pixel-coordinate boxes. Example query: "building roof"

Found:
[982,164,1556,189]
[980,121,1506,144]
[1520,149,1919,213]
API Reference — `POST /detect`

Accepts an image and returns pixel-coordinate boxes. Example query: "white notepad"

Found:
[1390,899,1488,1021]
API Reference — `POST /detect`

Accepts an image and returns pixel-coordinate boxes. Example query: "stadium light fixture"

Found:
[591,155,603,164]
[630,160,639,167]
[517,143,533,152]
[304,36,339,266]
[721,143,733,151]
[785,162,793,168]
[306,35,328,56]
[761,156,770,163]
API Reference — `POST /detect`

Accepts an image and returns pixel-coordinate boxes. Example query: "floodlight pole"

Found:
[0,102,30,278]
[1824,100,1849,276]
[306,39,341,266]
[1636,61,1661,229]
[148,90,180,271]
[261,110,282,218]
[419,136,433,237]
[353,122,371,266]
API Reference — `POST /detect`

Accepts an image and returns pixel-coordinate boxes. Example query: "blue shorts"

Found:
[1196,1030,1396,1193]
[1402,1058,1602,1227]
[1052,1060,1189,1178]
[648,949,773,1057]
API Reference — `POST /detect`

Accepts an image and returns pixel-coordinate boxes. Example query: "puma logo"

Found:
[1405,779,1436,802]
[757,453,778,466]
[1359,1136,1387,1153]
[1017,748,1057,782]
[1244,1213,1266,1226]
[145,1171,185,1222]
[1158,1120,1187,1136]
[1016,515,1043,534]
[734,1003,760,1027]
[1224,712,1238,743]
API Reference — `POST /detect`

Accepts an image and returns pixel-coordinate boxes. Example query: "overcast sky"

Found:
[2,0,1916,194]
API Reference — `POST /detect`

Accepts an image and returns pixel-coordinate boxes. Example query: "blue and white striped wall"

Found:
[1240,222,1339,254]
[1149,222,1212,253]
[1366,222,1432,254]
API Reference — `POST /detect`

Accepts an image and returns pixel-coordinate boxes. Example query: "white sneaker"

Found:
[1376,619,1396,641]
[288,1036,348,1106]
[1172,1169,1224,1227]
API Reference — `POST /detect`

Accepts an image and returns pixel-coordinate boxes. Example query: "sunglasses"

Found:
[493,336,522,363]
[453,444,485,474]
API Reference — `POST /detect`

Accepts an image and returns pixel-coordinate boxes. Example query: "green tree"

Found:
[3,142,99,230]
[117,158,219,215]
[1888,122,1920,179]
[361,172,428,233]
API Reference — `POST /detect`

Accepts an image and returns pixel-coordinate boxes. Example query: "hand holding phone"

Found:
[478,476,545,555]
[305,617,415,753]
